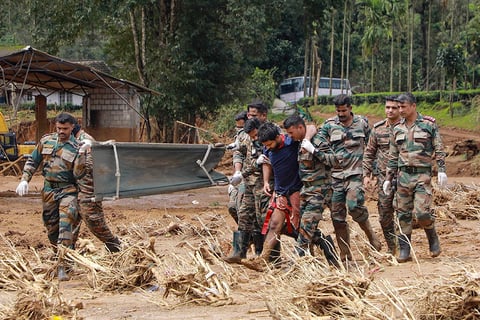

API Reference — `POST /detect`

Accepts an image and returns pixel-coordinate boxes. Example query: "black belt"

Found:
[45,181,73,189]
[399,166,431,174]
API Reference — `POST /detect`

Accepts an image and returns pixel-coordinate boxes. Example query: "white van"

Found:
[279,76,352,104]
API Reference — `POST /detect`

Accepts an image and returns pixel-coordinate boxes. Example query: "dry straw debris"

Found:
[434,183,480,220]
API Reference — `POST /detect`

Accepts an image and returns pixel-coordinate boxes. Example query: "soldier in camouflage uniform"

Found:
[226,111,248,223]
[384,92,447,263]
[16,112,82,281]
[284,115,339,266]
[363,96,401,254]
[72,124,121,253]
[224,103,269,263]
[317,94,382,262]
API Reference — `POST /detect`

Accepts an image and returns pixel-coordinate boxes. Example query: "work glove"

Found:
[79,139,92,154]
[256,154,270,166]
[437,172,448,187]
[382,180,391,195]
[301,139,315,154]
[16,180,29,196]
[229,171,243,186]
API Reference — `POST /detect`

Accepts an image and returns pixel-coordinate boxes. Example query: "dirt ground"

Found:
[0,123,479,319]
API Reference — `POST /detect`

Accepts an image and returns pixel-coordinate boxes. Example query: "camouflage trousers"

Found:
[297,184,332,248]
[331,174,369,223]
[42,188,80,248]
[73,198,118,244]
[396,170,435,234]
[376,173,395,230]
[237,181,261,232]
[227,182,245,223]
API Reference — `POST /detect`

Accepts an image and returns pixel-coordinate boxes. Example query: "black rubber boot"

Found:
[358,219,382,251]
[425,227,441,257]
[251,231,264,256]
[224,231,250,264]
[333,221,352,261]
[382,224,397,255]
[312,230,340,268]
[105,237,122,253]
[397,233,412,263]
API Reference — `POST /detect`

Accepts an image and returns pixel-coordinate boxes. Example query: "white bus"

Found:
[279,76,352,104]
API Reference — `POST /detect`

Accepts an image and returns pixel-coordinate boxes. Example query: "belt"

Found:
[399,166,431,174]
[303,180,325,187]
[45,181,74,189]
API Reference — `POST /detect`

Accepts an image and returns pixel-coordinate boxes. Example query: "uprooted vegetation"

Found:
[0,183,479,319]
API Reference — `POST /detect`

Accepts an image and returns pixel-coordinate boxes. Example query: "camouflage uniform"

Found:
[363,118,400,252]
[318,114,370,223]
[228,129,249,222]
[318,113,381,259]
[73,130,120,251]
[21,133,80,248]
[387,113,446,234]
[296,136,334,252]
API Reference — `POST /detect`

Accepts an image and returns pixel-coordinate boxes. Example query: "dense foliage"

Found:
[1,0,480,140]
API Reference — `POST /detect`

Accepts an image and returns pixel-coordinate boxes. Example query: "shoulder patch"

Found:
[423,115,436,123]
[373,119,387,128]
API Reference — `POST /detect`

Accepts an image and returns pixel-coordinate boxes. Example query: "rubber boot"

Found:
[57,264,70,281]
[312,230,340,268]
[223,231,249,264]
[425,227,441,257]
[397,233,412,263]
[251,231,264,256]
[358,219,382,251]
[105,237,122,253]
[382,224,398,255]
[333,221,352,261]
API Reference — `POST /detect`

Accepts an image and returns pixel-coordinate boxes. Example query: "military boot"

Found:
[358,219,382,251]
[382,224,398,255]
[312,230,340,268]
[397,233,412,263]
[223,231,250,264]
[425,227,441,257]
[333,221,352,261]
[105,237,122,253]
[251,231,264,256]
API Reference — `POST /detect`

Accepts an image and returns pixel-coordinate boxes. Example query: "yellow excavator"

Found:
[0,111,35,175]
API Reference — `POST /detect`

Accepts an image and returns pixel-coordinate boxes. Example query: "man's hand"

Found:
[226,141,238,151]
[79,139,92,154]
[229,171,243,186]
[256,154,270,166]
[438,172,448,187]
[301,139,315,154]
[16,180,29,196]
[382,180,391,195]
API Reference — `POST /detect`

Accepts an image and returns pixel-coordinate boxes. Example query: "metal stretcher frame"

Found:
[91,141,227,201]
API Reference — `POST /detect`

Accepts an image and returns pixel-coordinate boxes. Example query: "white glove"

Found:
[256,154,270,165]
[16,180,29,196]
[382,180,391,195]
[229,171,243,186]
[79,139,92,154]
[438,172,447,187]
[301,139,315,154]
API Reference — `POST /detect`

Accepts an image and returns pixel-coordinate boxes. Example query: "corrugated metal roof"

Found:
[0,46,159,95]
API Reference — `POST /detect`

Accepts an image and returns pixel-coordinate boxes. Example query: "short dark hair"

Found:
[55,112,77,125]
[395,92,416,104]
[244,117,261,134]
[333,94,352,107]
[258,121,280,143]
[283,114,305,129]
[248,101,268,115]
[385,95,398,102]
[234,110,248,122]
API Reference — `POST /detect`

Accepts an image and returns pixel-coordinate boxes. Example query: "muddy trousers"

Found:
[73,200,118,246]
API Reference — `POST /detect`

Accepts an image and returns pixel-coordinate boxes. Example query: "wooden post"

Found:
[35,95,48,142]
[173,121,178,143]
